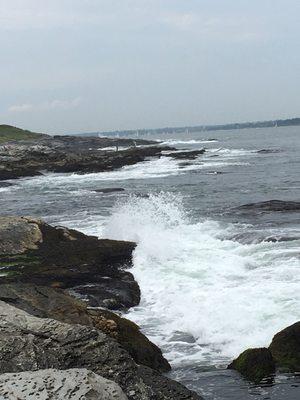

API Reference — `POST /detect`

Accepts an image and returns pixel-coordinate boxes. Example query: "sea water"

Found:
[1,126,300,399]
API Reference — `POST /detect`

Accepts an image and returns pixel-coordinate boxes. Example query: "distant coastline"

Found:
[76,117,300,137]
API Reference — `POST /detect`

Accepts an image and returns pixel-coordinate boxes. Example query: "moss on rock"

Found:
[228,348,275,383]
[269,322,300,372]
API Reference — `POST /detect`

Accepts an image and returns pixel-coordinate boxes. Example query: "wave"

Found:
[104,193,300,366]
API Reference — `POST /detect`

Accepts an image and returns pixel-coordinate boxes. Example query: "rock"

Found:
[166,149,205,160]
[89,308,171,372]
[236,200,300,212]
[228,348,275,383]
[0,369,128,400]
[269,321,300,372]
[0,181,12,188]
[0,216,140,310]
[0,283,170,372]
[94,188,125,194]
[257,149,282,154]
[0,134,173,180]
[0,283,93,326]
[0,301,202,400]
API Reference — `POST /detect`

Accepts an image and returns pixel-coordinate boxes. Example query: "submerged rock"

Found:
[236,200,300,212]
[0,181,12,188]
[257,149,282,154]
[0,301,201,400]
[0,369,128,400]
[0,216,140,310]
[269,321,300,372]
[94,188,125,193]
[228,348,275,383]
[166,149,205,160]
[0,283,170,372]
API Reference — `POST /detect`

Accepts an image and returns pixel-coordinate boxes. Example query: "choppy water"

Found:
[1,126,300,399]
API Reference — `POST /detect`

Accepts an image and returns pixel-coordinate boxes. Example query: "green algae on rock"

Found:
[269,322,300,372]
[228,348,275,383]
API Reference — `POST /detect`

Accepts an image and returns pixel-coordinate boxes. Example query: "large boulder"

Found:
[0,216,140,310]
[0,369,128,400]
[0,283,170,372]
[228,348,275,383]
[0,301,201,400]
[269,321,300,372]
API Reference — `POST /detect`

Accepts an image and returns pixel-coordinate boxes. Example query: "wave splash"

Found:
[104,193,300,367]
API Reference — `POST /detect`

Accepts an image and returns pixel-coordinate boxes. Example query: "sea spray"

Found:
[104,192,300,367]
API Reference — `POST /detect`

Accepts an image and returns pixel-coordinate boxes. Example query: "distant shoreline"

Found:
[76,117,300,137]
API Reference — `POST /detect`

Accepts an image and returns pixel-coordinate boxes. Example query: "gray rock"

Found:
[0,301,201,400]
[0,283,170,372]
[0,368,128,400]
[0,216,43,255]
[0,216,140,310]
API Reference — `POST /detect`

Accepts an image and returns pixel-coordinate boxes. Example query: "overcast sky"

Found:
[0,0,299,134]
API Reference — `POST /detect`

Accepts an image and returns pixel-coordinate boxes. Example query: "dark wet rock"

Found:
[257,149,282,154]
[230,231,300,245]
[89,309,171,372]
[264,236,300,243]
[166,149,205,160]
[0,134,173,180]
[269,321,300,372]
[0,283,170,372]
[0,301,202,400]
[0,181,12,187]
[0,216,139,310]
[205,171,224,175]
[94,188,125,193]
[236,200,300,213]
[0,369,128,400]
[228,348,275,383]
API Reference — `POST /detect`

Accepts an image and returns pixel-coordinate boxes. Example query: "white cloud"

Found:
[8,97,82,113]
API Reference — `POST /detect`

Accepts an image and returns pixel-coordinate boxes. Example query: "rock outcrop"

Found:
[0,301,201,400]
[0,369,128,400]
[166,149,205,160]
[228,348,275,383]
[0,135,172,180]
[269,321,300,372]
[236,200,300,213]
[0,283,170,373]
[0,216,139,310]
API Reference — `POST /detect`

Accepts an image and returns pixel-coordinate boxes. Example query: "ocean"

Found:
[1,126,300,399]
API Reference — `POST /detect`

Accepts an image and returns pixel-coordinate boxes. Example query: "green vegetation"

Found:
[0,125,46,144]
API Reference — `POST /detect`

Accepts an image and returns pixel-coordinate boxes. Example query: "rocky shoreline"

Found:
[0,134,175,181]
[0,216,202,399]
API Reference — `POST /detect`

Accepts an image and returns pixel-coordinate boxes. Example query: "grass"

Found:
[0,125,46,144]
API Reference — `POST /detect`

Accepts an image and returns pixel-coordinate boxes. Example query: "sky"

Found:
[0,0,299,134]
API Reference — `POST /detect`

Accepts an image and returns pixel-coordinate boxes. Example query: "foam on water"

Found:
[104,193,300,367]
[16,147,252,190]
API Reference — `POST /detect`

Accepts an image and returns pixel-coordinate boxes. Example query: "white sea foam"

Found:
[104,193,300,366]
[17,147,252,190]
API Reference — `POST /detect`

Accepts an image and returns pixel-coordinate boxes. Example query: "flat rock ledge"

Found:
[0,369,128,400]
[0,216,139,310]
